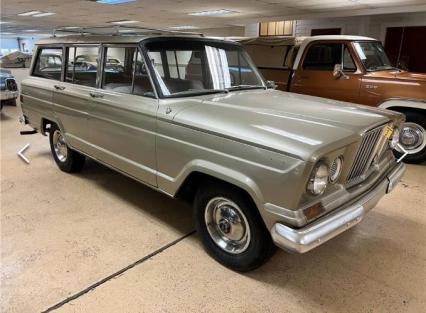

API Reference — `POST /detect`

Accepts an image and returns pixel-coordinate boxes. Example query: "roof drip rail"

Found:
[52,25,204,37]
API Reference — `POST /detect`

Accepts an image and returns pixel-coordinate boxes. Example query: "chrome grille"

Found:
[347,125,386,183]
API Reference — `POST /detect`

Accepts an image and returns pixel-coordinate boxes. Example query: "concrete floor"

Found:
[1,70,426,312]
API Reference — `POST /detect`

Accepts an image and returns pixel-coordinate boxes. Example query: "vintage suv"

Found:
[20,32,406,271]
[240,36,426,163]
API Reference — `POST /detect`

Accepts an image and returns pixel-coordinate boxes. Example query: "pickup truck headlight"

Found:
[389,127,400,149]
[307,162,329,195]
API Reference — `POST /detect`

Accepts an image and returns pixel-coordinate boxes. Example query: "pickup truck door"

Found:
[291,42,362,103]
[87,46,158,187]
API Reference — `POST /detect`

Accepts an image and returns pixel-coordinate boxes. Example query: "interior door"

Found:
[385,26,426,73]
[291,42,362,103]
[88,46,158,186]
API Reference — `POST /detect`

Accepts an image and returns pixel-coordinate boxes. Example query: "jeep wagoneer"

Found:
[20,30,406,271]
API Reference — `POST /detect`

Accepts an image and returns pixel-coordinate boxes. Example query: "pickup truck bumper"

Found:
[271,162,406,254]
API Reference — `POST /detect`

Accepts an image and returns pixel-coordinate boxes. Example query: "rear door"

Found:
[87,45,158,186]
[52,45,101,154]
[24,46,64,127]
[291,41,363,103]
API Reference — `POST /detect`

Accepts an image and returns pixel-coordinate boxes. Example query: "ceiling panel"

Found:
[0,0,425,36]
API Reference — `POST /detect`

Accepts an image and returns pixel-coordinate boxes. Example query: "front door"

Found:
[291,42,362,103]
[88,46,158,186]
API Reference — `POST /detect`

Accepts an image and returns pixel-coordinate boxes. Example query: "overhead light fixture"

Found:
[169,25,199,30]
[0,21,11,24]
[63,26,80,29]
[33,12,56,17]
[189,9,238,17]
[18,10,42,16]
[109,19,139,24]
[96,0,137,4]
[1,32,15,35]
[24,30,38,32]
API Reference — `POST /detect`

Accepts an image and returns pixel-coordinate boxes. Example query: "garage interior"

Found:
[1,1,425,312]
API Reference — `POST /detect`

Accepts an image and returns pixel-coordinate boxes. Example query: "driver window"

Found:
[303,43,342,71]
[32,48,63,80]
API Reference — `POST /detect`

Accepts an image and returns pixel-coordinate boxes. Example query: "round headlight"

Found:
[329,156,343,183]
[307,162,329,195]
[389,127,400,149]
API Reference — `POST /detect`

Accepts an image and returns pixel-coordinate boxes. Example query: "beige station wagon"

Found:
[20,30,406,271]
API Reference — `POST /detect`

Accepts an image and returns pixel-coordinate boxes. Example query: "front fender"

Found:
[159,159,265,207]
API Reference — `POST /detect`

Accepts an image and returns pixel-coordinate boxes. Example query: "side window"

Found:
[65,46,99,87]
[102,46,135,94]
[133,51,155,97]
[303,43,342,70]
[32,48,63,80]
[343,46,357,72]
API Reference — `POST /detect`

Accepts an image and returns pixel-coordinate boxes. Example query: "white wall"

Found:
[244,12,426,42]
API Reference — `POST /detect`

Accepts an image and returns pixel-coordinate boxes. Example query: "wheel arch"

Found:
[378,98,426,114]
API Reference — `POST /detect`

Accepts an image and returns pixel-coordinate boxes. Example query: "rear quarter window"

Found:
[32,47,63,80]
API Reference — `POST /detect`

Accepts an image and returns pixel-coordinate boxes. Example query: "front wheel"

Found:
[394,111,426,164]
[194,182,276,271]
[49,124,85,172]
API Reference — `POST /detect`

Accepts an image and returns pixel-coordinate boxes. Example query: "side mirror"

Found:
[333,64,349,80]
[266,80,277,89]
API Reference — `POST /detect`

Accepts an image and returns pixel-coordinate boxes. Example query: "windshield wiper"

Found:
[226,85,266,92]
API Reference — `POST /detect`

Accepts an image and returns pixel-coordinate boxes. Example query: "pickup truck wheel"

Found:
[49,124,85,172]
[194,183,276,271]
[394,111,426,164]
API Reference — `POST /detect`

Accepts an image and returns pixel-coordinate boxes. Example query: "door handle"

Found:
[89,92,104,99]
[54,85,65,90]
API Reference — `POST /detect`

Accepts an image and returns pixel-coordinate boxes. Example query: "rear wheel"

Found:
[49,124,85,172]
[194,182,276,271]
[394,111,426,164]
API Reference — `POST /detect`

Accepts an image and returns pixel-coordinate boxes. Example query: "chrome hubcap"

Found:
[52,130,68,162]
[398,122,426,154]
[204,197,250,254]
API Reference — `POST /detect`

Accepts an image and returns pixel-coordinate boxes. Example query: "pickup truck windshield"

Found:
[145,39,265,97]
[353,41,395,72]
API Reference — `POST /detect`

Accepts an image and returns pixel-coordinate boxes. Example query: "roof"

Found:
[301,35,377,44]
[35,34,212,45]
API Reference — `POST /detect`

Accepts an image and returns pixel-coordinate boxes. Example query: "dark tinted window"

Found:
[303,43,342,70]
[32,48,63,80]
[65,46,99,87]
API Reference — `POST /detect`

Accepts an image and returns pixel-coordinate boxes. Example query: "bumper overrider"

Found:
[271,162,406,253]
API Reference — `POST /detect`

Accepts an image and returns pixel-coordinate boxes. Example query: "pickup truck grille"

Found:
[6,79,18,91]
[346,125,387,184]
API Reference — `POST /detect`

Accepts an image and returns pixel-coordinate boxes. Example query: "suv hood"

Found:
[173,89,399,161]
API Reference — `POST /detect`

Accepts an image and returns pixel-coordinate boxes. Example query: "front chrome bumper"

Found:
[0,90,18,101]
[271,162,406,253]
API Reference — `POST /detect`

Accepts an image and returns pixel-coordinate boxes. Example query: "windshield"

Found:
[144,39,265,97]
[353,41,395,72]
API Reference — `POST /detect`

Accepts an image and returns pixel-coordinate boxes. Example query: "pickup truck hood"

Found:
[368,70,426,82]
[173,89,398,161]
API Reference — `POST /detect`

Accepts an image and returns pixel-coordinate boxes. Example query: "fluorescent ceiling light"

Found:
[96,0,136,4]
[169,26,199,30]
[63,26,80,29]
[109,20,139,24]
[0,21,11,24]
[33,12,56,17]
[1,32,15,35]
[24,30,38,32]
[18,11,42,16]
[189,9,237,17]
